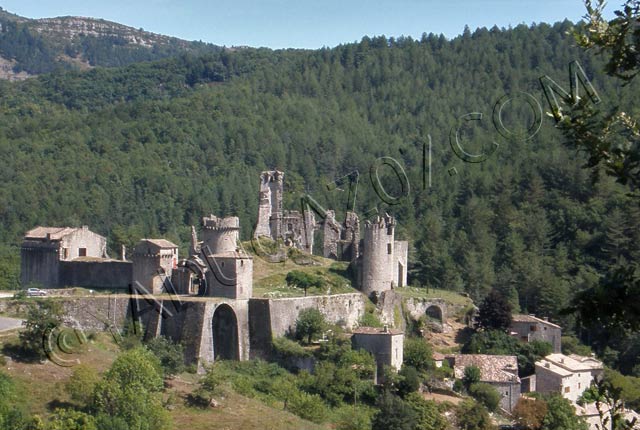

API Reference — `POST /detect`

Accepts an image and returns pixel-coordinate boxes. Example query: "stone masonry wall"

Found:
[264,293,366,338]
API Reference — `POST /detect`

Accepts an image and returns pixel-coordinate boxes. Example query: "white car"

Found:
[26,288,47,297]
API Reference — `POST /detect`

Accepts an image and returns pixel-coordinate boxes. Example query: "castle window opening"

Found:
[78,248,87,257]
[387,243,392,254]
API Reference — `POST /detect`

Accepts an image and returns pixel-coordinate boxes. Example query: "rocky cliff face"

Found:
[0,8,219,80]
[28,16,191,49]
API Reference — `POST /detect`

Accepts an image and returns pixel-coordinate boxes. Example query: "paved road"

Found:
[0,293,15,298]
[0,316,23,331]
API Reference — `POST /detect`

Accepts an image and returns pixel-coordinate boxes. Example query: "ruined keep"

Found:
[254,170,315,253]
[359,214,408,296]
[323,210,360,261]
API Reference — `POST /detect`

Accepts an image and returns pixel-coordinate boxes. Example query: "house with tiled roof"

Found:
[535,353,603,403]
[509,314,562,352]
[446,354,521,412]
[20,225,131,289]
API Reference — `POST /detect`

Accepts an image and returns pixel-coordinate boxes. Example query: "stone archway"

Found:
[425,305,443,323]
[212,304,239,360]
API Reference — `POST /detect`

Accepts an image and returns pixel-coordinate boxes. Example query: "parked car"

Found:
[26,288,47,297]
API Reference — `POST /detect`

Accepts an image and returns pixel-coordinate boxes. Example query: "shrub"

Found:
[398,365,421,397]
[65,364,100,407]
[295,308,327,344]
[288,391,328,423]
[372,391,417,430]
[334,405,372,430]
[19,300,64,359]
[469,382,501,412]
[403,338,433,373]
[462,365,481,389]
[455,399,494,430]
[272,336,311,358]
[145,337,185,376]
[48,408,97,430]
[405,392,448,430]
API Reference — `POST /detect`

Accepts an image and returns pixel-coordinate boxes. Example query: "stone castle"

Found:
[19,170,428,370]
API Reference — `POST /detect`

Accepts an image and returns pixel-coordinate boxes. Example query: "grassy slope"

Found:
[0,332,327,429]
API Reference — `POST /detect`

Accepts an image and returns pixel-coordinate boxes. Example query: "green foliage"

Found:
[92,347,170,430]
[65,365,100,407]
[476,289,512,331]
[469,382,501,412]
[462,366,481,389]
[287,391,328,423]
[397,365,421,397]
[334,405,372,430]
[118,321,144,351]
[272,336,312,359]
[463,329,552,376]
[145,337,185,376]
[0,245,19,290]
[285,270,325,296]
[455,399,495,430]
[47,409,97,430]
[0,370,31,429]
[403,338,432,373]
[541,394,589,430]
[578,368,640,429]
[372,391,417,430]
[561,336,593,356]
[19,300,64,360]
[360,301,383,328]
[295,308,327,344]
[404,392,448,430]
[191,365,227,407]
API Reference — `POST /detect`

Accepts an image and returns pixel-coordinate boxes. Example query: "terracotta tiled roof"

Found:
[536,353,603,374]
[142,239,178,249]
[451,354,520,383]
[433,352,446,361]
[511,314,562,329]
[25,227,78,240]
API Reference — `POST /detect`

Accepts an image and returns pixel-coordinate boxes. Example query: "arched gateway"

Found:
[212,304,239,360]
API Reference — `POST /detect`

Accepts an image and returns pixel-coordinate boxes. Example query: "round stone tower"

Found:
[202,215,240,255]
[361,214,396,296]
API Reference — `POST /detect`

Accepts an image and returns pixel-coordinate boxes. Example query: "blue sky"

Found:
[0,0,611,49]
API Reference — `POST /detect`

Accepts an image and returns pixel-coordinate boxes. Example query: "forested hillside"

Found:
[0,7,221,76]
[0,20,638,369]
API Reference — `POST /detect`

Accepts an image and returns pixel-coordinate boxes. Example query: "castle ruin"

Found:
[19,170,414,370]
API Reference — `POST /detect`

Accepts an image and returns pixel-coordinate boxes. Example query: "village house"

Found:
[20,225,131,289]
[535,353,603,403]
[351,326,404,383]
[446,354,521,412]
[509,314,562,353]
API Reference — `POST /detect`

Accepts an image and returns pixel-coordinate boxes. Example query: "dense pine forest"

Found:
[0,20,639,372]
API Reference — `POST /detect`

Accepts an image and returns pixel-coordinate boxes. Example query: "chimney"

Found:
[383,324,389,333]
[543,317,549,322]
[82,225,88,231]
[121,245,126,261]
